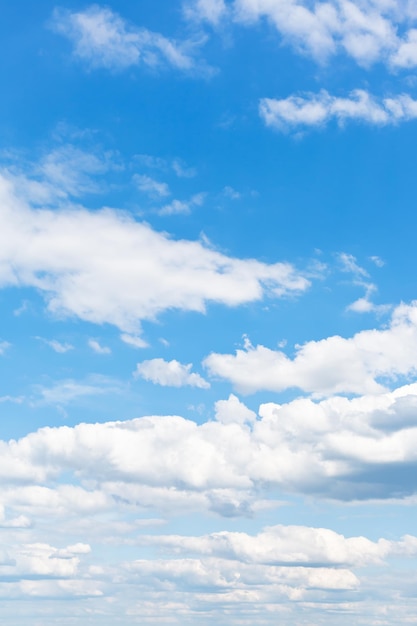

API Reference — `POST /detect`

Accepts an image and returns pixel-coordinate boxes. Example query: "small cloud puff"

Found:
[88,339,111,355]
[135,358,210,389]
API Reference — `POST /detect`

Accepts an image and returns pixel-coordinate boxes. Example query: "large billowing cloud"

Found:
[204,302,417,396]
[0,151,308,340]
[3,382,417,510]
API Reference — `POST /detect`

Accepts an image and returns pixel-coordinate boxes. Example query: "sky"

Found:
[2,0,417,624]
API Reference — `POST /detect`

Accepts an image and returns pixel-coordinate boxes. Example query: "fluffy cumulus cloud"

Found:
[51,5,210,74]
[0,149,308,340]
[135,358,210,388]
[0,539,98,601]
[187,0,417,68]
[260,90,417,132]
[204,302,417,396]
[4,382,417,506]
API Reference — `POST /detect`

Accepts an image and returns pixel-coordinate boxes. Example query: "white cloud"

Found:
[260,90,417,132]
[5,382,417,507]
[88,339,111,355]
[51,5,210,74]
[184,0,228,25]
[391,28,417,68]
[223,186,241,200]
[0,340,10,355]
[158,192,206,215]
[36,145,114,198]
[187,0,417,69]
[0,539,100,601]
[370,255,385,268]
[134,154,197,178]
[34,376,122,406]
[337,253,388,315]
[13,542,91,578]
[121,333,149,349]
[124,556,359,596]
[0,156,308,337]
[338,252,369,278]
[0,395,24,404]
[214,394,256,425]
[135,358,210,389]
[141,524,417,567]
[172,159,197,178]
[36,337,74,353]
[204,302,417,396]
[133,174,170,198]
[6,144,117,205]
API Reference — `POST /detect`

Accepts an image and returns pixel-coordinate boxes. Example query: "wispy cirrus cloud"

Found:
[36,337,74,353]
[51,4,213,75]
[133,174,171,199]
[337,252,389,315]
[33,376,123,406]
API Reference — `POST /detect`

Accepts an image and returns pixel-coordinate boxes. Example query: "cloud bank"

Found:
[4,382,417,507]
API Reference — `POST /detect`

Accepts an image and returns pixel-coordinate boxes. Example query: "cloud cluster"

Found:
[0,149,308,339]
[51,5,210,74]
[2,519,416,620]
[188,0,417,68]
[260,90,417,132]
[204,302,417,396]
[0,539,98,600]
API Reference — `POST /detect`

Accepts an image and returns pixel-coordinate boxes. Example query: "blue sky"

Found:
[2,0,417,623]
